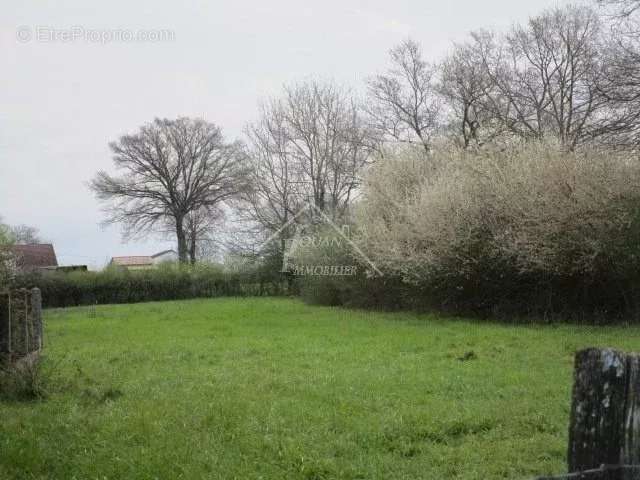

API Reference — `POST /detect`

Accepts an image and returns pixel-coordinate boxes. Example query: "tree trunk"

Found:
[189,236,197,265]
[175,216,188,264]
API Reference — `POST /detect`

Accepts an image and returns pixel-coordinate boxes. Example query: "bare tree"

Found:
[240,99,300,258]
[236,80,373,265]
[598,0,640,18]
[162,205,224,263]
[595,35,640,146]
[475,6,605,149]
[282,80,373,218]
[438,35,502,148]
[91,117,249,263]
[593,0,640,147]
[9,224,42,244]
[184,206,224,263]
[367,39,440,152]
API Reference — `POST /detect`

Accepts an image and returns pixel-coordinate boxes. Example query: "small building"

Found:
[10,244,58,273]
[109,256,154,270]
[10,244,88,273]
[109,249,178,270]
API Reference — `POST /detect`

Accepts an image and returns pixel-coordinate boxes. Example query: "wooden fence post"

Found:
[0,291,9,356]
[23,288,29,355]
[566,348,640,480]
[30,288,42,350]
[0,288,43,362]
[623,355,640,469]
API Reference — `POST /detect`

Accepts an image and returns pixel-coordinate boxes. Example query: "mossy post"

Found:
[0,288,42,362]
[23,288,29,354]
[566,348,640,479]
[30,288,42,350]
[0,290,10,358]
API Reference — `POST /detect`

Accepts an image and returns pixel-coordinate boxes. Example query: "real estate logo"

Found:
[258,202,383,277]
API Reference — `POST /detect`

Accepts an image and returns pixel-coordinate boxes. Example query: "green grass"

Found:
[2,297,640,480]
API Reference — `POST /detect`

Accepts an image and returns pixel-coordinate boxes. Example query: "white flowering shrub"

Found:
[354,141,640,320]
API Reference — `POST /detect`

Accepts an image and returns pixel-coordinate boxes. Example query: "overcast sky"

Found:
[1,0,571,269]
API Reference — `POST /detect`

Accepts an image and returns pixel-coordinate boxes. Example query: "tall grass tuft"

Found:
[0,356,47,401]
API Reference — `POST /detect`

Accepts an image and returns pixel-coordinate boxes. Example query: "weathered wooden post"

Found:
[0,288,43,363]
[23,288,30,355]
[565,348,640,480]
[0,290,10,359]
[30,288,42,350]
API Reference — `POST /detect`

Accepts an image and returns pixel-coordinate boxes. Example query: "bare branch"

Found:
[91,117,249,262]
[366,39,440,152]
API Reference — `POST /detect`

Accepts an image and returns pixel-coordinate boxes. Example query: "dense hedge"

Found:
[296,271,411,310]
[297,262,640,323]
[12,264,287,308]
[296,143,640,323]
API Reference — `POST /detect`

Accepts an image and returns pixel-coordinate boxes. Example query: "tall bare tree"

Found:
[91,117,248,263]
[594,0,640,147]
[240,99,300,257]
[282,81,372,217]
[439,34,502,148]
[367,39,440,152]
[474,6,604,149]
[237,80,373,263]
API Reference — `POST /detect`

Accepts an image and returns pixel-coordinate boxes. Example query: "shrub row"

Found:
[296,142,640,323]
[12,264,287,309]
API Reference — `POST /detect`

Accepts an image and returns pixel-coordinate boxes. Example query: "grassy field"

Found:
[1,298,640,480]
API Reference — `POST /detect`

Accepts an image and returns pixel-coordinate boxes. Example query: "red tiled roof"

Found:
[11,244,58,269]
[110,256,153,266]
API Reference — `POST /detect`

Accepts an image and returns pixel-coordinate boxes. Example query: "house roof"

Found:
[11,244,58,268]
[110,256,153,266]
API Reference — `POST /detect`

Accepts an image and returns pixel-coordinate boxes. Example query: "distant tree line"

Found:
[91,1,640,270]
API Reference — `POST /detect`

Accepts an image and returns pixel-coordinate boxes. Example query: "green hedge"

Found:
[12,264,287,308]
[297,264,640,323]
